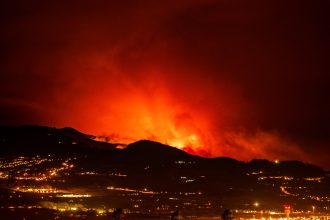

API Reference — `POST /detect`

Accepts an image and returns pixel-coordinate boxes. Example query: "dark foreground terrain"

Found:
[0,126,329,219]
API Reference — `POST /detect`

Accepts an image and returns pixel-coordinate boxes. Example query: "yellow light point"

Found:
[97,209,105,214]
[254,202,259,207]
[274,160,279,164]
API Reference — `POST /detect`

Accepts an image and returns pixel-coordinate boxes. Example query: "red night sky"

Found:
[0,0,330,168]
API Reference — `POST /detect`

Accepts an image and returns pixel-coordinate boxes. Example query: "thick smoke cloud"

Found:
[1,0,330,168]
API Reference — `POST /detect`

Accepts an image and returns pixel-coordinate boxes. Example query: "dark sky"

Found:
[1,0,330,169]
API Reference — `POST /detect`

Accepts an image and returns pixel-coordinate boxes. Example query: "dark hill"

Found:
[0,125,117,155]
[246,159,324,177]
[122,140,197,161]
[0,125,325,178]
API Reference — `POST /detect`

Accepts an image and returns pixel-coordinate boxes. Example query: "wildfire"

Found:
[95,86,213,156]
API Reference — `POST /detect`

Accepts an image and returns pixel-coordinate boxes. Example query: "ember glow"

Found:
[1,0,330,168]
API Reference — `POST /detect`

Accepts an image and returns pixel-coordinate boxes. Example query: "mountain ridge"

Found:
[0,125,325,176]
